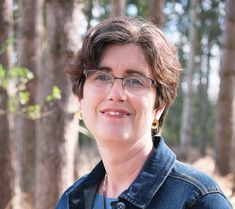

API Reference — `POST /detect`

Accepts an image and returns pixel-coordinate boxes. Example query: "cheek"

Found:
[133,95,155,120]
[144,95,157,122]
[80,86,103,122]
[80,89,93,121]
[80,85,96,108]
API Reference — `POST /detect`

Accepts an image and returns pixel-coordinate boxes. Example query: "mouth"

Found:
[100,108,131,117]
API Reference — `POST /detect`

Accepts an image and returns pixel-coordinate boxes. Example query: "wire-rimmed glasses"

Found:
[84,70,157,94]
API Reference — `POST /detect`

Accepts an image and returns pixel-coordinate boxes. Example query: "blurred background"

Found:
[0,0,235,208]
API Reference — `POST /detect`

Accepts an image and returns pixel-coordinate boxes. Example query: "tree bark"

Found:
[179,0,198,160]
[86,0,93,30]
[15,0,44,207]
[35,0,81,208]
[216,0,235,175]
[147,0,165,27]
[232,89,235,193]
[110,0,126,16]
[198,50,210,156]
[0,0,14,208]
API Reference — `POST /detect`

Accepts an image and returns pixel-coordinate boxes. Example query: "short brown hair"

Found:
[66,16,182,135]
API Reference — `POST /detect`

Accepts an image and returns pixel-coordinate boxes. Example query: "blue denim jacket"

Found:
[55,137,232,209]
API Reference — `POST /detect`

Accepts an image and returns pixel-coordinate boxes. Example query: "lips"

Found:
[100,108,131,117]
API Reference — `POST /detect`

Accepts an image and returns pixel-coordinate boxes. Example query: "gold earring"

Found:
[152,119,159,129]
[76,111,83,120]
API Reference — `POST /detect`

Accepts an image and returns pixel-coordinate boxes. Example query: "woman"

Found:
[55,17,232,209]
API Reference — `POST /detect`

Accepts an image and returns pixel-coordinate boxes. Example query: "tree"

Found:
[147,0,165,27]
[35,0,81,208]
[179,0,198,160]
[216,0,235,176]
[110,0,126,16]
[192,0,223,157]
[85,0,93,30]
[0,0,14,208]
[14,0,44,207]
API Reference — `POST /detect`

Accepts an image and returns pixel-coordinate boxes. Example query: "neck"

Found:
[97,134,154,198]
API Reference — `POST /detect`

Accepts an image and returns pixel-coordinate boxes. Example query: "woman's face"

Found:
[79,43,164,144]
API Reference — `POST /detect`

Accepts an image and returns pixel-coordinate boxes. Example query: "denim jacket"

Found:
[55,137,232,209]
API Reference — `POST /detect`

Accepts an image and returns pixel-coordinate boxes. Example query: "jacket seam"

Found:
[168,172,222,195]
[186,192,232,209]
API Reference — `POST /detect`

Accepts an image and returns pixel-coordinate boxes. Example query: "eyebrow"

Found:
[97,66,148,77]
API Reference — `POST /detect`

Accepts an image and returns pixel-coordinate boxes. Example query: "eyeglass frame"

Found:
[83,69,158,92]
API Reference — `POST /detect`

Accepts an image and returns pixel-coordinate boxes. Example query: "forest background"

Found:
[0,0,235,209]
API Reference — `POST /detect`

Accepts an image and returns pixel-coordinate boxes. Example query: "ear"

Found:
[154,105,165,120]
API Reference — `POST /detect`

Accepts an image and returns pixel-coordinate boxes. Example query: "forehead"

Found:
[98,43,153,76]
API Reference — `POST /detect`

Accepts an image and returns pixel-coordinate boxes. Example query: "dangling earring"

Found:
[152,119,159,129]
[76,111,83,120]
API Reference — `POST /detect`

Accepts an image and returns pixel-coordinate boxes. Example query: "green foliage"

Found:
[9,67,34,80]
[162,0,224,150]
[0,36,14,54]
[0,64,7,88]
[21,104,41,120]
[0,64,61,120]
[19,91,30,105]
[127,0,148,17]
[162,86,184,145]
[46,86,62,102]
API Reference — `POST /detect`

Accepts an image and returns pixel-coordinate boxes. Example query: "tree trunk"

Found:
[232,90,235,194]
[110,0,126,16]
[35,1,81,208]
[216,0,235,175]
[0,0,14,208]
[198,50,210,156]
[147,0,165,27]
[15,0,44,207]
[179,0,198,160]
[86,0,93,30]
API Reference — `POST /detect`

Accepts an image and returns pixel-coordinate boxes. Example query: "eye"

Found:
[125,76,146,87]
[92,71,112,82]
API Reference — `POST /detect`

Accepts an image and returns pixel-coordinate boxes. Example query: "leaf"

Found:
[9,67,34,80]
[52,86,62,100]
[46,95,53,102]
[0,64,6,78]
[8,99,17,113]
[0,64,8,89]
[19,91,30,105]
[0,37,14,54]
[46,86,62,102]
[22,105,41,120]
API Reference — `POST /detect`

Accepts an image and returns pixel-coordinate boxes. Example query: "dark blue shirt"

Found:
[55,136,232,209]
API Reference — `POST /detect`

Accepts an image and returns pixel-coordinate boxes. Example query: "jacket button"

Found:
[71,198,80,204]
[115,202,125,209]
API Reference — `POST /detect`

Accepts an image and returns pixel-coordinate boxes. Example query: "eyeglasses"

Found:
[84,70,157,94]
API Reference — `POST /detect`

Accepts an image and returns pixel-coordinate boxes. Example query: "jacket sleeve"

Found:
[190,192,232,209]
[54,176,88,209]
[54,190,69,209]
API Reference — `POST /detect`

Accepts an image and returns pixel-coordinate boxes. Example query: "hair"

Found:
[65,16,182,135]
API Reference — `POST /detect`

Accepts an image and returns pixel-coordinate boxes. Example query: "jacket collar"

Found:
[119,136,176,208]
[68,136,176,209]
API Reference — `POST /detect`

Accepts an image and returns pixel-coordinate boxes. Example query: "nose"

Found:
[107,79,127,102]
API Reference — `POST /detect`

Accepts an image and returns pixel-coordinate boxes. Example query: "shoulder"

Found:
[170,160,220,191]
[167,160,232,208]
[54,175,88,209]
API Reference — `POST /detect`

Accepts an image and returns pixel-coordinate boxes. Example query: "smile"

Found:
[104,111,126,116]
[100,108,131,117]
[105,111,123,115]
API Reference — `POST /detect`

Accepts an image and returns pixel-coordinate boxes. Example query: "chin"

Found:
[95,128,132,142]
